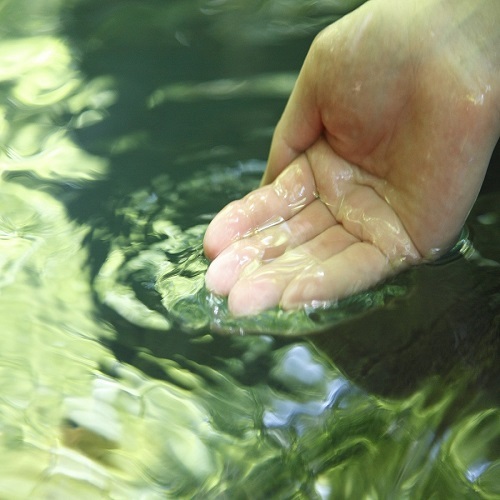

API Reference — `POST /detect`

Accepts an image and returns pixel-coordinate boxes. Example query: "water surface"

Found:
[0,0,499,498]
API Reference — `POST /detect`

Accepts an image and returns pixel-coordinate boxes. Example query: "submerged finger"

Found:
[205,198,337,296]
[281,242,395,309]
[226,224,361,316]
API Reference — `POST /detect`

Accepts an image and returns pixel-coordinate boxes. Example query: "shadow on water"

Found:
[311,174,500,398]
[312,243,500,411]
[61,0,314,216]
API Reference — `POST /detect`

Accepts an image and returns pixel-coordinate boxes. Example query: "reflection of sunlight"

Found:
[447,409,500,496]
[278,345,325,385]
[148,73,296,106]
[0,16,128,496]
[264,345,349,434]
[0,36,112,183]
[465,460,491,483]
[2,135,108,182]
[0,38,70,81]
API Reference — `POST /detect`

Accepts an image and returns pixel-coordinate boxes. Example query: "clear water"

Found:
[0,0,499,498]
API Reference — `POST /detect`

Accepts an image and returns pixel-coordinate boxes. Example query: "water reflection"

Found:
[0,0,499,497]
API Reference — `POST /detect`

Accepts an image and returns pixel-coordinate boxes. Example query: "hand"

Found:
[204,0,500,316]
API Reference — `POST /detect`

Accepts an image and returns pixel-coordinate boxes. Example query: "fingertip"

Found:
[203,202,248,260]
[205,260,226,295]
[203,210,222,260]
[205,251,240,296]
[203,233,216,262]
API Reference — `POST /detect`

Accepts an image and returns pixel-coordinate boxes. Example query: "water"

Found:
[0,0,499,498]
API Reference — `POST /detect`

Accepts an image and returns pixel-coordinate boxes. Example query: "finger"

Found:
[205,198,337,295]
[204,154,317,260]
[226,224,361,316]
[281,242,394,309]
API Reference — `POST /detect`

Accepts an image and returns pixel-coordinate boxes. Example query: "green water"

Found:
[0,0,499,498]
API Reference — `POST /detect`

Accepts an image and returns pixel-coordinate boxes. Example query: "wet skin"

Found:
[204,0,500,316]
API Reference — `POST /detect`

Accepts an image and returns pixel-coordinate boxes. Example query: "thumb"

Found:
[262,55,324,185]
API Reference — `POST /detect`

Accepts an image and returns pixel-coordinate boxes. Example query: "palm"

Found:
[204,0,499,316]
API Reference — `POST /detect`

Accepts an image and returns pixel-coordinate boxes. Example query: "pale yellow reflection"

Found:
[0,36,114,183]
[148,72,297,106]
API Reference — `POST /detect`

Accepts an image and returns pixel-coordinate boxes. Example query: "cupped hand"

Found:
[204,0,500,316]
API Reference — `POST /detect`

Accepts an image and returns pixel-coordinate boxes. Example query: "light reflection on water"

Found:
[0,0,499,498]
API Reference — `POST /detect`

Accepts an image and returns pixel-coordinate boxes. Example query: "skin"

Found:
[204,0,500,316]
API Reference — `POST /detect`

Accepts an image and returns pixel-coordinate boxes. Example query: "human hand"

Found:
[204,0,500,316]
